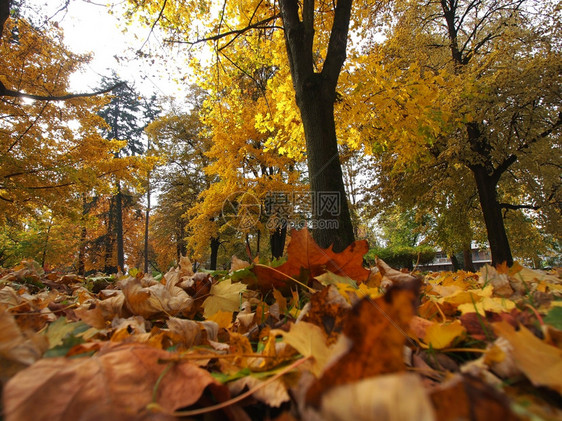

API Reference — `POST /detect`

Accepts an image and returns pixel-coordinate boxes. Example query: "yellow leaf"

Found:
[424,320,466,349]
[493,321,562,394]
[207,310,234,329]
[272,321,340,377]
[458,297,516,316]
[202,279,246,318]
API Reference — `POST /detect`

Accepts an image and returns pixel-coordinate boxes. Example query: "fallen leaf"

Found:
[120,276,193,319]
[479,265,514,297]
[3,342,229,421]
[306,283,419,406]
[430,374,519,421]
[271,321,334,377]
[252,228,370,290]
[493,321,562,394]
[317,373,435,421]
[230,255,250,272]
[229,374,290,407]
[202,279,246,318]
[0,308,48,383]
[424,320,466,349]
[314,271,357,287]
[302,285,351,344]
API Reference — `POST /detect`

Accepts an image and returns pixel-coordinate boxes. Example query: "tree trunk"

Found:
[115,183,125,272]
[449,253,461,272]
[210,236,220,270]
[0,0,10,41]
[463,245,475,272]
[144,178,151,273]
[270,225,287,259]
[78,226,87,276]
[104,198,116,274]
[279,0,355,252]
[471,165,513,266]
[176,220,187,263]
[298,87,355,252]
[41,217,53,269]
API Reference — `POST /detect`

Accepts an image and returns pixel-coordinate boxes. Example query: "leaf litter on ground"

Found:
[1,228,562,420]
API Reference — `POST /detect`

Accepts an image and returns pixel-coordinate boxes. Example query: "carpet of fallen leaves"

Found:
[1,228,562,421]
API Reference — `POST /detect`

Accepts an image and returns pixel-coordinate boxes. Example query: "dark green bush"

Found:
[365,245,436,270]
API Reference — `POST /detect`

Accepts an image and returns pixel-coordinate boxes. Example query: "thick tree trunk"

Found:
[279,0,355,252]
[270,225,287,259]
[298,88,355,252]
[463,245,475,272]
[471,165,513,266]
[210,236,220,270]
[0,0,10,40]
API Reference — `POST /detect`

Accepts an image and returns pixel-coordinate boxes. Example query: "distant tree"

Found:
[95,74,160,273]
[347,0,562,266]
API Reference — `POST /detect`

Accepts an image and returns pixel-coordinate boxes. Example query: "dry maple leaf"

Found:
[305,282,419,406]
[493,321,562,394]
[3,342,229,421]
[252,228,370,291]
[202,279,246,318]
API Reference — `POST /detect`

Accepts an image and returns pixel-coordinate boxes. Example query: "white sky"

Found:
[24,0,191,101]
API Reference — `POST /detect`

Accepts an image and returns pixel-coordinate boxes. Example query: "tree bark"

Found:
[176,220,187,262]
[0,0,10,41]
[463,244,475,272]
[144,178,151,273]
[279,0,355,252]
[115,183,125,272]
[210,236,220,270]
[471,165,513,266]
[449,253,461,272]
[270,225,287,259]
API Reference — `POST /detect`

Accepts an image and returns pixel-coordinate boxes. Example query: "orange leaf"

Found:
[252,228,370,291]
[306,283,419,406]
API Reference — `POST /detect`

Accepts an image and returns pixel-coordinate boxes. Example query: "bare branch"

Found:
[169,14,281,47]
[0,80,126,101]
[138,0,168,51]
[499,202,540,211]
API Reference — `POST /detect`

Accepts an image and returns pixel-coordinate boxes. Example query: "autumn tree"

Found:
[346,0,562,266]
[0,10,149,250]
[122,0,380,252]
[146,89,213,271]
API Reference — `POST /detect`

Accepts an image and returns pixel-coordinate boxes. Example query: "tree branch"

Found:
[322,0,352,90]
[169,14,280,47]
[499,202,540,211]
[0,80,126,101]
[492,111,562,181]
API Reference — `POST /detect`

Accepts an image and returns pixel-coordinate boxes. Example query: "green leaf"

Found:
[544,306,562,330]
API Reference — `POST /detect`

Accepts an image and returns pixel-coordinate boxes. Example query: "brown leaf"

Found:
[302,285,351,344]
[430,374,519,421]
[0,308,49,384]
[306,283,418,406]
[119,276,193,319]
[3,342,229,421]
[252,228,370,291]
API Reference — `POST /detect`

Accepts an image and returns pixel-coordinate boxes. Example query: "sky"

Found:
[24,0,190,101]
